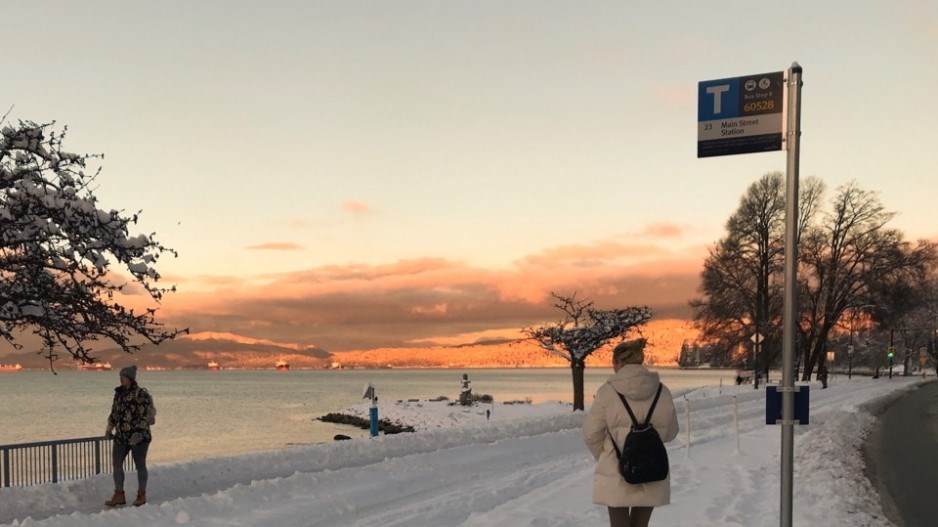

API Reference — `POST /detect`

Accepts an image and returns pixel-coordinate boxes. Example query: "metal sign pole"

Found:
[780,61,803,527]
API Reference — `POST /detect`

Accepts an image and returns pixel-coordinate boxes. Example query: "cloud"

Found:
[160,241,705,352]
[184,331,309,350]
[640,222,687,238]
[246,242,305,251]
[517,241,669,267]
[410,304,449,315]
[342,200,375,217]
[409,327,526,346]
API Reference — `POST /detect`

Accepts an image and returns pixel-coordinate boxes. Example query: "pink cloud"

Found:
[517,241,670,267]
[342,200,375,216]
[160,243,707,352]
[641,222,687,238]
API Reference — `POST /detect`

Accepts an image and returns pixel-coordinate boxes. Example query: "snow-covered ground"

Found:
[1,377,924,527]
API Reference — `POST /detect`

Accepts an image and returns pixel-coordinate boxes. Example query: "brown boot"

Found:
[133,490,146,507]
[105,490,126,506]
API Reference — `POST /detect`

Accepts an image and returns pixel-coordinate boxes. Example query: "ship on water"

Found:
[275,358,289,371]
[208,360,220,371]
[0,363,23,372]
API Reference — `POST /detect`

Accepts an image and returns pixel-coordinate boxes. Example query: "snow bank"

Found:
[1,378,925,527]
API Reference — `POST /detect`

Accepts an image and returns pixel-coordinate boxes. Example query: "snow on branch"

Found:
[1,119,185,367]
[523,292,652,363]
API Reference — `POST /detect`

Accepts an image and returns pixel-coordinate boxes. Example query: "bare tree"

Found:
[694,175,936,381]
[797,182,937,379]
[863,245,938,375]
[691,172,821,374]
[524,292,651,411]
[0,120,184,368]
[920,274,938,374]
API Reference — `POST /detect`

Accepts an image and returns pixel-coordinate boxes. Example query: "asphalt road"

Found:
[864,379,938,527]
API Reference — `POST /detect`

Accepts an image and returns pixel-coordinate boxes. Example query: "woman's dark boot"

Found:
[105,490,126,506]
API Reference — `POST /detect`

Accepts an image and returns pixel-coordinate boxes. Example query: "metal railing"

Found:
[1,436,135,487]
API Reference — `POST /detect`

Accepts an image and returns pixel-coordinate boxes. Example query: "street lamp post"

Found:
[889,329,895,379]
[822,351,834,388]
[752,331,763,390]
[847,343,855,380]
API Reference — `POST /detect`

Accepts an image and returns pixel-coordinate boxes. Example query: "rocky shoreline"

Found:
[316,393,506,436]
[317,412,416,434]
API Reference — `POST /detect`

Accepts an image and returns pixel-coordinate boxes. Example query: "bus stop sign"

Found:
[698,71,785,158]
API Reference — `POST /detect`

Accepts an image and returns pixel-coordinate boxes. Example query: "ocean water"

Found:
[0,367,734,464]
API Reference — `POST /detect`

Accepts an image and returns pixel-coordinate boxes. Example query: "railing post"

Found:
[2,447,9,487]
[51,443,58,483]
[94,437,102,475]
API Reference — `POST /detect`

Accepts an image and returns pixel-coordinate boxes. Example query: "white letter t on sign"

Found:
[706,84,730,114]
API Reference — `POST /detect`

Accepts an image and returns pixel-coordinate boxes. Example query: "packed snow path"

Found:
[2,378,923,526]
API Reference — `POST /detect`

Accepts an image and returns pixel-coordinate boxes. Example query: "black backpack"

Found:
[608,383,669,484]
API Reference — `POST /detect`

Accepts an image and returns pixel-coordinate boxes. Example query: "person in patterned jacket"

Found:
[104,365,155,507]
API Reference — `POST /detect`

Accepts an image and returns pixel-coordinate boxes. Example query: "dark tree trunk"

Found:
[571,359,586,411]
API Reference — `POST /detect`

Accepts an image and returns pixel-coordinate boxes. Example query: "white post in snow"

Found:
[685,396,691,457]
[734,395,740,453]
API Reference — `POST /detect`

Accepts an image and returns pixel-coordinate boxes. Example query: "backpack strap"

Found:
[645,383,663,427]
[607,382,664,459]
[614,383,663,428]
[607,429,623,460]
[615,391,641,428]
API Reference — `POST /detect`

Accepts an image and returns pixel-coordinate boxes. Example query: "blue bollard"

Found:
[369,404,379,437]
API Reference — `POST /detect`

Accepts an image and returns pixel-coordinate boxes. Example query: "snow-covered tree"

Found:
[0,120,183,367]
[524,293,651,411]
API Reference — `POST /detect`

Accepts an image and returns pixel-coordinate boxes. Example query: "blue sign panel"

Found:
[698,71,784,158]
[765,385,810,425]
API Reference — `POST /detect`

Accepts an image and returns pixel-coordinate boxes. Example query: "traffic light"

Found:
[886,346,895,359]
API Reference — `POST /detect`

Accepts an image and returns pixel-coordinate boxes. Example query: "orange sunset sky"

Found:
[155,233,706,352]
[4,2,937,358]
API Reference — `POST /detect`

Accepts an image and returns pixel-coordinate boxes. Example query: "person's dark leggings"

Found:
[608,506,653,527]
[112,441,149,492]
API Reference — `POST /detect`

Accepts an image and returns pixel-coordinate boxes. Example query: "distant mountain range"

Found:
[2,319,697,370]
[2,332,332,371]
[332,319,697,369]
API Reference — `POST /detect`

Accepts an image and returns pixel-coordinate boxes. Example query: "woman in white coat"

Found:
[583,338,679,527]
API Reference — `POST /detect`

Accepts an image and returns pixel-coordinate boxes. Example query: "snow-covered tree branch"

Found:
[524,292,651,410]
[0,120,184,367]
